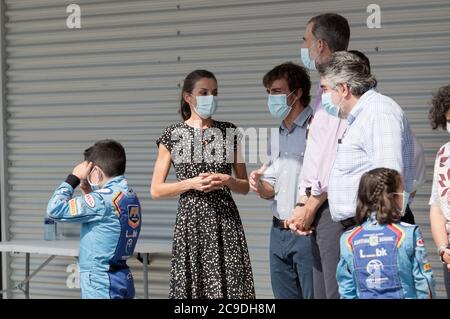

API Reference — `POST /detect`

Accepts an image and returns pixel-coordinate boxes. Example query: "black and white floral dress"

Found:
[157,120,255,299]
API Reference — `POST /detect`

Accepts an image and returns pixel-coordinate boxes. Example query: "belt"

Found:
[340,217,356,229]
[109,264,129,272]
[273,216,289,230]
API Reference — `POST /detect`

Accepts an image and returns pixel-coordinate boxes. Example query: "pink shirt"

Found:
[299,85,348,196]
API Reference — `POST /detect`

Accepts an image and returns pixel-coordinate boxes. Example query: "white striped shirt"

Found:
[328,89,414,221]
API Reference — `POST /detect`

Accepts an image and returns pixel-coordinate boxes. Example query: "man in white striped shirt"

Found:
[318,51,414,223]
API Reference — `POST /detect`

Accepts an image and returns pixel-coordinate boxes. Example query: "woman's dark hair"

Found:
[355,168,402,225]
[429,84,450,130]
[180,70,217,121]
[262,62,311,107]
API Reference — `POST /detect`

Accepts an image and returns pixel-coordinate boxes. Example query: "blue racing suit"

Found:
[47,175,142,299]
[337,215,435,299]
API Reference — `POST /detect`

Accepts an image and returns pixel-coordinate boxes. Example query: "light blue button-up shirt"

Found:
[262,106,313,220]
[328,89,414,222]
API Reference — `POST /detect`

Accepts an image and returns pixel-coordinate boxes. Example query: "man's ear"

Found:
[296,88,303,102]
[318,38,332,56]
[341,83,351,99]
[316,38,325,55]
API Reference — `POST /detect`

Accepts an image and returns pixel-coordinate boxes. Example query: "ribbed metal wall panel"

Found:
[1,0,449,298]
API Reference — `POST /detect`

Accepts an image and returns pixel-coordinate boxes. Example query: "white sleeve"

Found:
[429,151,441,207]
[412,135,426,193]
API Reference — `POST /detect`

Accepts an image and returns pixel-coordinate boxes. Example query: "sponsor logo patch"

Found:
[128,205,141,229]
[69,199,78,216]
[84,194,95,208]
[416,238,424,247]
[366,259,386,289]
[369,235,379,246]
[126,238,133,255]
[359,247,388,259]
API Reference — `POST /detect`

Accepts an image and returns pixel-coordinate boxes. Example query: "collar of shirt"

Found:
[103,175,126,189]
[313,84,323,113]
[280,106,312,134]
[347,89,377,125]
[362,212,386,229]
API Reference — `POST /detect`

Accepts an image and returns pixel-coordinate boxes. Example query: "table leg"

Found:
[143,253,149,299]
[25,253,30,299]
[18,255,55,299]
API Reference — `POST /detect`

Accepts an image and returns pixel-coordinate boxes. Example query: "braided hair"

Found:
[355,168,403,225]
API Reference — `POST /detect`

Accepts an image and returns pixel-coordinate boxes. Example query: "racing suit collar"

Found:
[101,175,126,190]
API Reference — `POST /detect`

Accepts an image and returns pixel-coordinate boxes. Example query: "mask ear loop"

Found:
[309,39,320,63]
[87,166,97,185]
[287,90,299,108]
[332,84,346,114]
[184,93,196,115]
[97,168,104,184]
[391,192,407,214]
[189,94,203,118]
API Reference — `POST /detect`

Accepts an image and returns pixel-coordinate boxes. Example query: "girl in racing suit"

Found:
[337,167,435,299]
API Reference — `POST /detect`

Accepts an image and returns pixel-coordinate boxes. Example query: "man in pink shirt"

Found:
[287,13,350,299]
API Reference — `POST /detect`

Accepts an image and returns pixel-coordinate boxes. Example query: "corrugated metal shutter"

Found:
[1,0,449,298]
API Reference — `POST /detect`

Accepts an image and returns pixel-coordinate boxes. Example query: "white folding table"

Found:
[0,239,171,299]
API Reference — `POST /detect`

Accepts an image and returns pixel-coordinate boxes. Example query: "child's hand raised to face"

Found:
[72,161,93,180]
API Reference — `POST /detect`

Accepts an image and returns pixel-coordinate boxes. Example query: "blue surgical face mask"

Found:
[193,95,218,119]
[267,91,296,120]
[321,92,340,117]
[300,47,317,71]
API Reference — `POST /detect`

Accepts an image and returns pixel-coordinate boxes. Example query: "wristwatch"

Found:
[438,245,447,263]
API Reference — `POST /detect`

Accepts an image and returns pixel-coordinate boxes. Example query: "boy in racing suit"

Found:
[47,139,142,299]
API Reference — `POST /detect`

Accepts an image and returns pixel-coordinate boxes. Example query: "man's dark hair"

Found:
[262,62,311,107]
[348,50,371,73]
[84,139,126,177]
[317,51,377,97]
[429,84,450,130]
[308,13,350,52]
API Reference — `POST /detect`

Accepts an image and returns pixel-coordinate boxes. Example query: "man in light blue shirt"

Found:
[262,107,313,220]
[249,62,314,299]
[318,51,414,222]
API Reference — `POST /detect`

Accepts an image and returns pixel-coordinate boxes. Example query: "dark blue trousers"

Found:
[270,225,314,299]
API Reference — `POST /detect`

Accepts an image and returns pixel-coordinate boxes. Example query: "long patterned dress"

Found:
[157,120,255,299]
